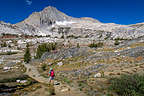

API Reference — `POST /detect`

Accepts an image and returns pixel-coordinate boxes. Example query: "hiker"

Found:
[48,68,55,83]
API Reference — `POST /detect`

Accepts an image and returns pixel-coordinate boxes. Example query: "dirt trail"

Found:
[23,63,49,84]
[22,62,86,96]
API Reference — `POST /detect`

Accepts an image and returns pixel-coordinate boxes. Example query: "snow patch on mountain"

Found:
[55,21,76,26]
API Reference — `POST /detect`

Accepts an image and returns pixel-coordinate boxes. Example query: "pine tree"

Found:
[77,43,80,48]
[35,43,57,59]
[24,44,31,63]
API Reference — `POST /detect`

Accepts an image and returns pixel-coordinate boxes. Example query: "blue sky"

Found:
[0,0,144,25]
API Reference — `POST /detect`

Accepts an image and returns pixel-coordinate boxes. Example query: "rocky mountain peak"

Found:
[39,6,73,23]
[17,6,73,28]
[42,6,57,12]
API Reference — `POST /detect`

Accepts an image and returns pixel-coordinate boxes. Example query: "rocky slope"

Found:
[0,21,22,35]
[0,6,144,40]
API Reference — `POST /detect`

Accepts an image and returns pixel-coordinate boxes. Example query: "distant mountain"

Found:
[0,6,144,40]
[129,23,144,29]
[0,21,21,35]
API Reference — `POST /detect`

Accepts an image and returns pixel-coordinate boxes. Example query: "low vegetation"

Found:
[0,51,18,55]
[0,75,29,83]
[1,42,7,47]
[24,44,31,63]
[67,35,81,39]
[109,74,144,96]
[88,42,104,48]
[41,64,47,71]
[114,40,120,45]
[77,43,80,48]
[114,38,130,41]
[61,35,64,39]
[45,84,55,95]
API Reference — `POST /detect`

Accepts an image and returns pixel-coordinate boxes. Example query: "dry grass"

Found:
[38,55,94,72]
[96,47,115,52]
[14,83,55,96]
[96,56,136,64]
[130,42,144,48]
[55,61,93,71]
[135,56,143,61]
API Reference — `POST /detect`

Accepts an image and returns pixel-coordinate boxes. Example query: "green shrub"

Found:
[8,45,11,48]
[104,36,109,40]
[46,35,51,37]
[85,35,89,38]
[99,34,102,38]
[88,42,103,48]
[7,51,17,55]
[114,38,129,41]
[61,35,64,39]
[67,35,75,38]
[109,74,144,96]
[67,35,81,39]
[1,42,7,47]
[63,77,71,84]
[77,43,80,48]
[24,44,31,63]
[114,40,120,45]
[41,64,47,71]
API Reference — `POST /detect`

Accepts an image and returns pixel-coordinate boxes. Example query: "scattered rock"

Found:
[42,47,91,60]
[54,81,60,85]
[57,62,63,66]
[16,80,27,83]
[16,80,21,83]
[3,66,11,70]
[94,73,101,78]
[61,87,70,92]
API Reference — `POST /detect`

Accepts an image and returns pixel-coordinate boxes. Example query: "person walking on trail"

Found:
[48,68,55,83]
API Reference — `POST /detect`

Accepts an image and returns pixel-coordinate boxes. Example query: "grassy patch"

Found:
[52,56,88,71]
[56,61,93,71]
[89,42,104,48]
[0,75,29,83]
[46,84,55,95]
[78,80,88,91]
[109,74,144,96]
[67,35,81,39]
[96,47,115,52]
[13,83,42,96]
[96,56,135,64]
[114,40,120,45]
[63,77,71,84]
[0,52,18,55]
[130,43,144,48]
[114,38,129,41]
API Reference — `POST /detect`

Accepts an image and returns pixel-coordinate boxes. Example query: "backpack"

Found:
[50,70,55,77]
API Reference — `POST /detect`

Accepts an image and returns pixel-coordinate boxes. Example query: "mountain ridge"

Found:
[0,6,144,39]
